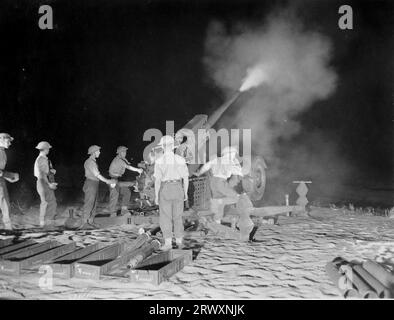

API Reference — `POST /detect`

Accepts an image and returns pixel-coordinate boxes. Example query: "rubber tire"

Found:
[242,156,266,201]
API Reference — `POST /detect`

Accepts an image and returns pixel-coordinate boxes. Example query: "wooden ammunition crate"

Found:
[0,241,76,275]
[0,239,37,257]
[129,249,193,285]
[48,243,105,279]
[0,238,15,248]
[127,215,159,225]
[73,243,124,280]
[92,213,159,228]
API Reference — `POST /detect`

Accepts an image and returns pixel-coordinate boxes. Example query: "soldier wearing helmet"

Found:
[174,130,194,165]
[34,141,58,228]
[107,146,143,216]
[153,135,189,251]
[0,133,19,230]
[194,145,243,224]
[81,145,116,229]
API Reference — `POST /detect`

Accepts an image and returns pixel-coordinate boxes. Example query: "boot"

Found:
[78,222,95,230]
[160,238,172,251]
[77,218,90,230]
[87,218,101,229]
[175,237,185,249]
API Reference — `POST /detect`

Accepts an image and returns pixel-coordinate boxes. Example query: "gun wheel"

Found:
[241,156,267,202]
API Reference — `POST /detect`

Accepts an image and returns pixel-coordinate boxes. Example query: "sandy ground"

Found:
[0,207,394,300]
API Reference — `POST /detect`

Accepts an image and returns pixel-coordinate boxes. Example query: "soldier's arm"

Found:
[127,164,143,174]
[97,173,114,185]
[0,154,5,176]
[183,176,189,200]
[90,162,113,185]
[196,159,213,176]
[180,159,189,199]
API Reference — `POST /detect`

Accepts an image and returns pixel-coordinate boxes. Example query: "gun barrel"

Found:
[205,91,242,129]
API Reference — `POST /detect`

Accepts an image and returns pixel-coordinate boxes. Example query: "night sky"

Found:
[0,0,392,197]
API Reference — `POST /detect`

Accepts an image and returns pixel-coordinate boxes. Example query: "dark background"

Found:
[0,0,392,206]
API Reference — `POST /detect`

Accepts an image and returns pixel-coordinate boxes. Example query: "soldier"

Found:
[154,135,189,250]
[174,130,194,164]
[0,133,19,230]
[195,146,243,224]
[34,141,58,228]
[107,146,143,216]
[81,145,115,229]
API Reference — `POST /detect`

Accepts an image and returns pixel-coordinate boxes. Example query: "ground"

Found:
[0,207,394,299]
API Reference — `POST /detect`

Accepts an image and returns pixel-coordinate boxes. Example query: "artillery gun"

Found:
[136,91,267,211]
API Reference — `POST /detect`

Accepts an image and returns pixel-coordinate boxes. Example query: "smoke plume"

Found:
[202,10,354,204]
[203,11,349,195]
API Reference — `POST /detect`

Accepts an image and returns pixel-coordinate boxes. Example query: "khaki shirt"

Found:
[0,148,6,177]
[109,155,128,178]
[204,156,243,179]
[34,154,49,179]
[153,151,189,182]
[84,157,100,181]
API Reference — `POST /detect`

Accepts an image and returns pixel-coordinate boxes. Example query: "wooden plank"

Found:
[249,205,304,217]
[49,243,105,279]
[169,249,193,266]
[21,243,77,270]
[0,240,36,256]
[0,241,58,260]
[129,215,159,225]
[92,214,160,228]
[0,238,14,248]
[73,243,123,280]
[93,215,130,228]
[158,256,185,284]
[185,205,304,219]
[0,260,21,275]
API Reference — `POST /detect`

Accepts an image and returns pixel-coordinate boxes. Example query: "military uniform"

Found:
[108,155,132,213]
[154,139,189,247]
[0,147,11,229]
[175,143,193,164]
[34,154,57,226]
[199,147,243,222]
[82,157,101,224]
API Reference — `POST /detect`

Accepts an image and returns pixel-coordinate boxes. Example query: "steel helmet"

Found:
[221,146,238,156]
[0,133,14,141]
[116,146,128,154]
[36,141,52,150]
[88,145,101,155]
[158,135,175,147]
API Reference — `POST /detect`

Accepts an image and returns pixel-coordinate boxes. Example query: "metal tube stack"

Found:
[326,257,394,299]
